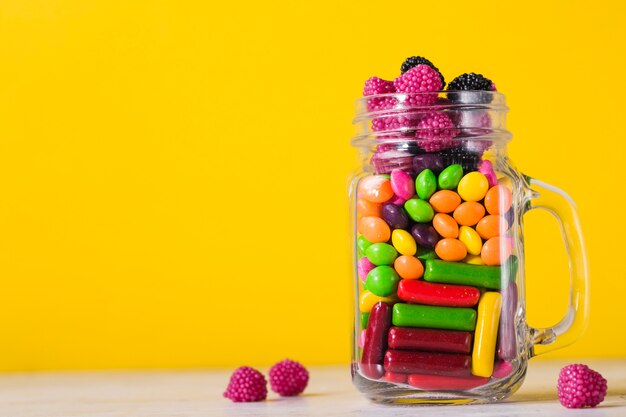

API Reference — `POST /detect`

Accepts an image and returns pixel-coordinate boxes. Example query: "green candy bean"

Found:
[366,265,400,297]
[415,169,437,200]
[365,242,398,266]
[392,303,477,331]
[404,199,434,223]
[438,164,464,190]
[416,247,438,260]
[360,312,370,329]
[423,259,502,289]
[357,235,372,257]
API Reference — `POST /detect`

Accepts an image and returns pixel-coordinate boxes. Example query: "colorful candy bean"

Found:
[416,247,438,260]
[404,199,434,223]
[393,255,424,279]
[416,169,437,200]
[358,216,391,243]
[357,235,372,257]
[492,361,514,379]
[479,160,498,187]
[357,257,375,282]
[481,236,511,266]
[484,184,512,215]
[411,224,439,248]
[361,302,392,379]
[458,226,482,256]
[392,303,477,331]
[384,350,471,376]
[360,312,370,329]
[407,374,489,390]
[359,290,397,313]
[457,172,489,202]
[388,327,473,354]
[434,238,467,262]
[357,198,382,219]
[391,229,417,256]
[476,214,507,240]
[429,190,461,213]
[366,266,400,297]
[358,175,394,203]
[424,259,502,290]
[397,279,480,308]
[432,213,459,238]
[437,164,463,190]
[359,329,367,348]
[381,203,410,230]
[472,292,502,377]
[453,201,486,226]
[365,243,398,266]
[464,254,485,265]
[390,169,415,200]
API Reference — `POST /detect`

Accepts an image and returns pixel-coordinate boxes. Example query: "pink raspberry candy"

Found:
[557,364,607,408]
[415,112,459,152]
[363,77,396,112]
[393,65,443,107]
[223,366,267,402]
[269,359,309,397]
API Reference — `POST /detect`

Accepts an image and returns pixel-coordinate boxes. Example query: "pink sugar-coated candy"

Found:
[492,360,513,378]
[557,364,607,408]
[358,257,376,283]
[359,329,367,348]
[479,160,498,187]
[223,366,267,402]
[269,359,309,397]
[390,169,415,201]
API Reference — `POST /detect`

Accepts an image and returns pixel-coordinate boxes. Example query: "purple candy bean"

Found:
[382,203,410,230]
[411,223,440,248]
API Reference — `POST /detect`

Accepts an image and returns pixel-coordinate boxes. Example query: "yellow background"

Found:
[0,1,625,371]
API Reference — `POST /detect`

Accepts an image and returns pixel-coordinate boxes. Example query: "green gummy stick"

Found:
[424,259,502,289]
[392,303,477,332]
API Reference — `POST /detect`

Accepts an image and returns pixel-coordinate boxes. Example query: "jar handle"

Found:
[524,177,590,356]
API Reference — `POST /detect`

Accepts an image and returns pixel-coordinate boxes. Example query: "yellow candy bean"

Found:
[464,254,485,265]
[457,172,489,202]
[391,229,417,256]
[472,292,502,377]
[459,226,483,256]
[359,290,397,313]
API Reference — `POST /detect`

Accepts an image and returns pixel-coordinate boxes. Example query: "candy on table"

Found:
[357,198,382,219]
[366,266,400,297]
[357,257,375,282]
[381,203,410,230]
[393,255,424,279]
[457,171,489,202]
[437,164,463,190]
[453,201,486,226]
[390,169,415,200]
[384,371,407,384]
[392,303,477,331]
[429,189,462,213]
[391,229,417,256]
[365,242,398,266]
[415,169,437,200]
[476,214,508,240]
[359,290,398,313]
[358,216,391,243]
[388,327,473,354]
[410,223,439,248]
[497,282,518,360]
[358,175,394,203]
[404,198,435,223]
[407,374,490,390]
[397,279,480,308]
[432,213,459,238]
[484,184,512,215]
[361,302,393,379]
[384,349,471,376]
[434,238,467,261]
[472,292,502,377]
[458,225,482,256]
[424,259,502,290]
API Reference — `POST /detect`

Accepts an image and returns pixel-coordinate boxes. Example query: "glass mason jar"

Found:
[349,91,589,404]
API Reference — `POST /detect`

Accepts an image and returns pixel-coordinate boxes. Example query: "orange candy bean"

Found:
[432,213,459,238]
[481,237,512,266]
[435,238,467,262]
[429,190,462,213]
[394,255,424,280]
[358,176,394,203]
[358,216,391,243]
[453,201,486,226]
[357,198,382,219]
[476,215,508,240]
[484,185,513,215]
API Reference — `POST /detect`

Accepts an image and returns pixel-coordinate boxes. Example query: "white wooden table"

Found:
[0,359,624,417]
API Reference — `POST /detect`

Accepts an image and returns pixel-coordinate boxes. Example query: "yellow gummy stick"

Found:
[472,292,502,377]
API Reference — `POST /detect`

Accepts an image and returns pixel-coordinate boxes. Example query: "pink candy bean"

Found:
[479,160,498,187]
[390,169,415,200]
[359,329,367,348]
[358,257,375,283]
[493,360,513,379]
